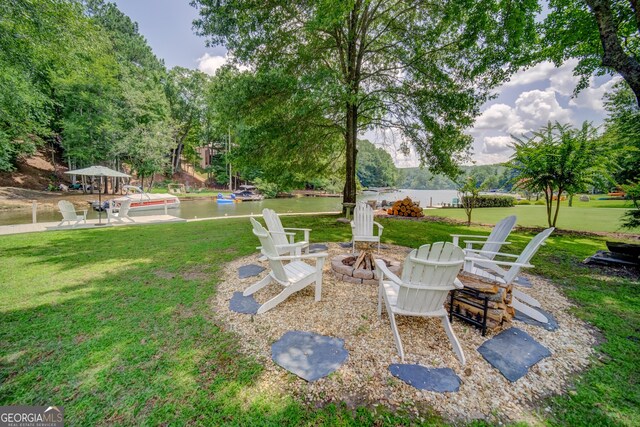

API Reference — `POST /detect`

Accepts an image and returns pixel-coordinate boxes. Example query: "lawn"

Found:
[0,216,638,425]
[429,205,633,233]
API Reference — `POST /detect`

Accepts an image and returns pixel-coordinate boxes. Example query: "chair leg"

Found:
[512,297,548,323]
[440,315,466,365]
[377,283,383,318]
[386,309,405,362]
[512,288,541,307]
[243,274,272,296]
[257,284,302,314]
[314,258,325,302]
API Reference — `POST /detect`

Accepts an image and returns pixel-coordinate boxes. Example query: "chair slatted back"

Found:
[58,200,77,221]
[353,203,374,237]
[262,208,289,247]
[250,217,288,283]
[502,227,554,284]
[481,215,516,258]
[397,243,464,314]
[119,199,132,216]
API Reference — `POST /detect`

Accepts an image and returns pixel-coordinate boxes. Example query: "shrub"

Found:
[461,195,515,208]
[535,200,545,205]
[517,200,531,205]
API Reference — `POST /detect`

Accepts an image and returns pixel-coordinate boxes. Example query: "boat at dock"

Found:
[102,185,180,211]
[216,193,239,204]
[232,185,264,201]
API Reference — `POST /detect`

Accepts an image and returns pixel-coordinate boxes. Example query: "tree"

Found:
[192,0,539,206]
[165,67,211,174]
[458,176,483,226]
[541,0,640,106]
[356,140,397,188]
[509,122,612,227]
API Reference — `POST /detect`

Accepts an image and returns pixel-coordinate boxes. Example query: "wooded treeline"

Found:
[1,0,229,189]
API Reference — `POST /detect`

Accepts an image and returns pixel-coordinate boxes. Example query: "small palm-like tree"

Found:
[509,122,612,228]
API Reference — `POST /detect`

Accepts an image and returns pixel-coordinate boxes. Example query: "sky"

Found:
[112,0,617,167]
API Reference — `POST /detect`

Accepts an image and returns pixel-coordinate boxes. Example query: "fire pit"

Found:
[331,251,402,285]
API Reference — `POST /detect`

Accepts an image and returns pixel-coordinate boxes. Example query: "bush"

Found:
[461,195,515,208]
[535,200,545,205]
[517,200,531,205]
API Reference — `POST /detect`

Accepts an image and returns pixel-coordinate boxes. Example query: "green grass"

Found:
[1,216,638,425]
[428,205,634,233]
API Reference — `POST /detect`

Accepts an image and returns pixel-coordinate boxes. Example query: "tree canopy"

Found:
[192,0,540,205]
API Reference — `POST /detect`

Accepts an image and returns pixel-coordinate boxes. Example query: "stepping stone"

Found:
[309,243,329,253]
[514,276,533,288]
[514,307,559,331]
[271,331,349,382]
[338,242,353,248]
[336,218,350,224]
[238,264,265,279]
[389,364,461,392]
[229,292,260,314]
[477,327,551,382]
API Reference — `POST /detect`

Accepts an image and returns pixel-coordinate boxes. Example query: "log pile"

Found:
[344,251,376,271]
[449,272,515,332]
[387,197,424,217]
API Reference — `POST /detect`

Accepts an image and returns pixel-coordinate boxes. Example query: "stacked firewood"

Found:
[449,272,515,331]
[387,197,424,217]
[344,251,376,271]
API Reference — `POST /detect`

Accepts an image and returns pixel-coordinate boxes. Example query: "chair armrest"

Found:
[283,227,312,232]
[463,240,511,246]
[374,259,402,285]
[451,234,489,239]
[274,241,308,250]
[373,221,384,236]
[269,230,297,236]
[269,252,328,261]
[466,257,533,268]
[464,249,519,258]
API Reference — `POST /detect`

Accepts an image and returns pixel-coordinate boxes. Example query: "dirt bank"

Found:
[0,187,103,211]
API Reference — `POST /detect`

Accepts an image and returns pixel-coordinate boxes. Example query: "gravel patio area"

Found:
[211,243,596,424]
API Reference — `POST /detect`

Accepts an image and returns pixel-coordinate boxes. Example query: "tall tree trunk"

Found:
[343,102,358,208]
[552,187,563,227]
[586,0,640,106]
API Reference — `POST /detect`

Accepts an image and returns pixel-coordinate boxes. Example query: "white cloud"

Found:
[196,53,251,75]
[503,62,557,87]
[197,53,228,75]
[482,136,513,154]
[515,89,572,127]
[569,76,620,111]
[548,59,581,96]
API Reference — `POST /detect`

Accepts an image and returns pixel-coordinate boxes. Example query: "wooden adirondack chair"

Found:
[107,199,134,224]
[375,242,466,364]
[351,202,384,253]
[464,227,554,323]
[244,217,328,314]
[451,215,516,266]
[57,200,87,227]
[262,208,311,256]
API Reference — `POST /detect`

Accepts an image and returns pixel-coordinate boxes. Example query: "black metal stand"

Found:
[449,287,489,336]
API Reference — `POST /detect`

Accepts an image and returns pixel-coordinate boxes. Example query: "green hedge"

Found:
[462,195,515,208]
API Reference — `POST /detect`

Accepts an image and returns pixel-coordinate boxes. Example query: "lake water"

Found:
[0,189,461,226]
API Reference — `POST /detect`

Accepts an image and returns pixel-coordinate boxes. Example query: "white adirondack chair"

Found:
[375,242,466,364]
[451,215,516,263]
[262,208,311,256]
[244,217,328,314]
[351,202,384,253]
[465,227,554,323]
[57,200,87,227]
[107,199,135,224]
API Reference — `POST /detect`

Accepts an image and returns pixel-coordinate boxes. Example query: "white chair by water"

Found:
[351,202,384,253]
[375,242,466,364]
[464,227,554,324]
[262,208,311,256]
[244,217,328,314]
[107,199,134,224]
[57,200,87,227]
[451,215,516,266]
